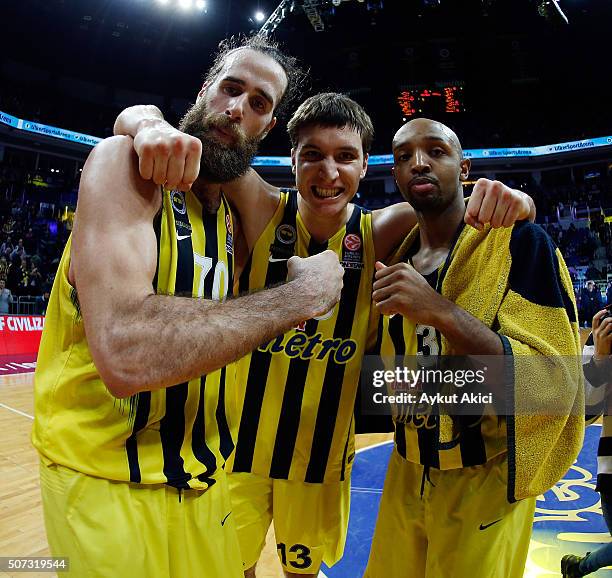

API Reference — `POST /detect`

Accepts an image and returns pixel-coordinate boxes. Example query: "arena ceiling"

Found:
[4,1,609,93]
[2,0,611,151]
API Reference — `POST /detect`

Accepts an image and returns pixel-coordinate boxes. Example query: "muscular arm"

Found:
[372,180,536,262]
[73,136,342,399]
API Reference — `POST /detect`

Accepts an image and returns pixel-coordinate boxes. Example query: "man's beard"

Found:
[179,99,262,183]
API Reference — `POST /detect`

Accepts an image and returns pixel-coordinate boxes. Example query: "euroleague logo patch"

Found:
[276,224,297,245]
[171,190,187,215]
[343,233,361,251]
[225,214,233,235]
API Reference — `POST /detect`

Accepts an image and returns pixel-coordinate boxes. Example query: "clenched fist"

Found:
[465,178,533,230]
[287,250,345,319]
[133,119,202,191]
[372,261,446,323]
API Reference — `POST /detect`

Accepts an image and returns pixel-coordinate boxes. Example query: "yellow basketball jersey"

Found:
[374,241,506,471]
[228,190,374,484]
[32,188,235,490]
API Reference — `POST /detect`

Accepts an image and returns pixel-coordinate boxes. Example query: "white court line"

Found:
[0,402,34,420]
[351,487,383,494]
[355,439,393,454]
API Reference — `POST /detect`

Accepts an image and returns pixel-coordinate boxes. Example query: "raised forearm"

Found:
[113,105,164,137]
[95,280,319,397]
[433,302,504,356]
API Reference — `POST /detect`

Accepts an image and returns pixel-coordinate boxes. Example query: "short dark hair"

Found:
[204,34,308,119]
[286,93,374,153]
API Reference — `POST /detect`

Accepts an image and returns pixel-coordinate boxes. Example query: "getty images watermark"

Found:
[360,355,592,417]
[372,365,492,406]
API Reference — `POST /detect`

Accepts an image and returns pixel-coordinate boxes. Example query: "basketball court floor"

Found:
[1,359,610,578]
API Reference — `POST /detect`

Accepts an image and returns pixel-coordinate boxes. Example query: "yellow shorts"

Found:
[228,472,350,575]
[364,450,536,578]
[39,460,243,578]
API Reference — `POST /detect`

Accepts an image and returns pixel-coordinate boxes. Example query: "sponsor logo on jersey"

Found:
[176,220,192,232]
[258,332,358,364]
[276,224,297,245]
[171,190,187,215]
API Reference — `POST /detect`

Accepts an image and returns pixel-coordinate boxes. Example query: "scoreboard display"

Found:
[397,83,465,118]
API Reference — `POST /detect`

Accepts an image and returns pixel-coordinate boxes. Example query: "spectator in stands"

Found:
[2,218,15,235]
[24,227,36,254]
[35,290,50,316]
[28,264,42,296]
[0,278,13,314]
[0,257,9,280]
[607,281,612,307]
[0,236,13,257]
[581,281,604,327]
[6,255,20,293]
[10,238,26,260]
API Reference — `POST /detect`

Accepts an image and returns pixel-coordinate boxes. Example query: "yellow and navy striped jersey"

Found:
[32,188,235,490]
[228,189,374,483]
[374,230,507,471]
[375,220,582,501]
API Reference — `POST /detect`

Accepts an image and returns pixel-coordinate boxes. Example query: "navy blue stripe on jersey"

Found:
[239,255,252,294]
[340,414,354,481]
[151,208,162,291]
[306,207,364,483]
[416,418,440,469]
[508,221,576,322]
[457,417,488,466]
[125,392,151,483]
[394,421,407,458]
[216,366,235,462]
[499,333,518,502]
[159,202,193,488]
[160,382,191,488]
[269,231,328,479]
[435,222,465,292]
[269,316,321,479]
[192,375,217,487]
[202,210,218,297]
[233,193,299,473]
[389,315,406,356]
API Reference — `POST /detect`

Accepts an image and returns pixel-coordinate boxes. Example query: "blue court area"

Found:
[323,425,612,577]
